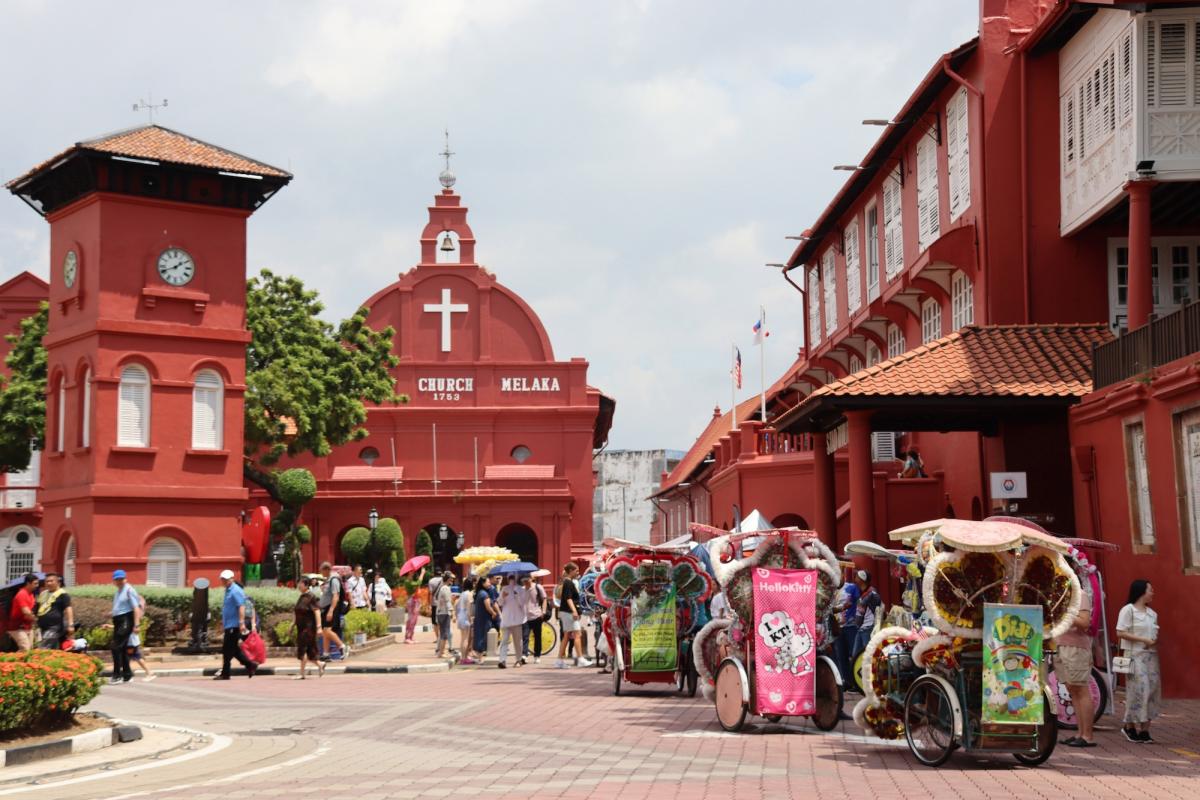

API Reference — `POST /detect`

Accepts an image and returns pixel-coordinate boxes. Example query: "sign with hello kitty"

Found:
[752,568,817,716]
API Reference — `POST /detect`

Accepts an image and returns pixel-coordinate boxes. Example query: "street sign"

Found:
[990,472,1028,499]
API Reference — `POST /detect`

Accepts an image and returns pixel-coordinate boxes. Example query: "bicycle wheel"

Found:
[904,675,956,767]
[715,659,748,732]
[811,657,844,731]
[527,620,557,656]
[1092,667,1109,724]
[1014,699,1058,766]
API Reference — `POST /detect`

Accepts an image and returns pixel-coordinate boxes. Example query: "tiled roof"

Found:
[484,465,556,479]
[654,398,760,497]
[5,125,290,188]
[329,466,404,481]
[807,324,1112,400]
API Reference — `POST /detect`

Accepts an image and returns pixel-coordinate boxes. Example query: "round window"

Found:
[511,445,532,464]
[15,530,30,545]
[359,446,381,465]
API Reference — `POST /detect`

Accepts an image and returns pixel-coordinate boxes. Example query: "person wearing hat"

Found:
[851,569,881,662]
[833,569,863,688]
[110,570,142,684]
[215,569,257,680]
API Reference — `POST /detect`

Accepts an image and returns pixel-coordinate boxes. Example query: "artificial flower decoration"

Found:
[922,550,1008,638]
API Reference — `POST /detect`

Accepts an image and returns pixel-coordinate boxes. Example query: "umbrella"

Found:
[488,561,539,576]
[397,555,430,576]
[454,546,518,564]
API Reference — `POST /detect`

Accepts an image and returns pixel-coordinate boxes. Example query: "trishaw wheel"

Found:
[686,657,699,697]
[1013,699,1058,766]
[904,676,957,767]
[1092,668,1110,725]
[613,661,622,696]
[852,651,865,693]
[612,642,623,696]
[811,657,843,732]
[764,714,783,723]
[715,660,748,732]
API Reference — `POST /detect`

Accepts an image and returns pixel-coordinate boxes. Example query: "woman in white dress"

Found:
[1116,579,1161,743]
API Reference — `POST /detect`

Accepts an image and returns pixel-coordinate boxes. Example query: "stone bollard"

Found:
[486,627,498,656]
[188,577,210,653]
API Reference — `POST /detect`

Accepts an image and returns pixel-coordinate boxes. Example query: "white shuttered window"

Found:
[80,368,91,448]
[63,535,76,587]
[921,297,943,344]
[887,323,906,359]
[191,370,224,450]
[1125,420,1155,548]
[55,379,65,452]
[844,220,862,314]
[883,169,904,279]
[916,134,940,250]
[866,204,880,300]
[822,249,838,335]
[946,88,971,220]
[146,538,185,587]
[951,271,975,329]
[807,268,822,347]
[117,365,150,447]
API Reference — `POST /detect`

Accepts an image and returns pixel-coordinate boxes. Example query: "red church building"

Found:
[2,125,612,587]
[657,0,1200,696]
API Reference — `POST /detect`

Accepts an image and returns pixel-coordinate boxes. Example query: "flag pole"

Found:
[759,307,767,424]
[731,343,739,432]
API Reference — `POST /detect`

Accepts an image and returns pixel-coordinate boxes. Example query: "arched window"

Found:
[55,377,65,452]
[921,297,943,344]
[80,367,91,448]
[359,446,381,465]
[63,535,77,587]
[146,538,186,587]
[887,324,907,359]
[117,364,150,447]
[191,370,223,450]
[511,445,532,464]
[951,270,975,329]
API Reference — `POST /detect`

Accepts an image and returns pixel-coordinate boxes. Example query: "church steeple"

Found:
[419,131,476,266]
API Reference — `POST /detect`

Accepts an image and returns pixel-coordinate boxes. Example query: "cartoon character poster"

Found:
[982,603,1044,725]
[630,586,677,671]
[752,568,817,716]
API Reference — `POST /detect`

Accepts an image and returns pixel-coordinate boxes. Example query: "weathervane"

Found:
[438,128,457,189]
[132,93,168,124]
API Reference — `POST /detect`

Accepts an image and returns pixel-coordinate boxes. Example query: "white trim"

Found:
[951,270,974,329]
[865,202,880,301]
[844,218,862,314]
[916,132,940,250]
[886,323,906,359]
[946,87,971,221]
[64,534,77,587]
[882,168,904,280]
[921,297,942,344]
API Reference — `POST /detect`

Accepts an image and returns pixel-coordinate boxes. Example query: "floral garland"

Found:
[692,616,733,701]
[854,624,923,740]
[721,537,841,625]
[912,633,957,670]
[1014,546,1081,640]
[922,550,1008,638]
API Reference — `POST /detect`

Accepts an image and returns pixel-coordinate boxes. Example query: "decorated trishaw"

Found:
[594,536,714,696]
[691,525,845,732]
[851,518,1080,767]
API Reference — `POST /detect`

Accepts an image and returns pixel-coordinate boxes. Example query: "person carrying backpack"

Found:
[318,561,349,660]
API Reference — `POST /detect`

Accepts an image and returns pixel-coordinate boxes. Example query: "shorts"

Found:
[436,613,452,641]
[322,605,345,637]
[559,611,580,633]
[10,629,33,651]
[1057,644,1093,685]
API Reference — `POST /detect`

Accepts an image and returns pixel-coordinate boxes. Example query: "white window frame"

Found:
[921,297,943,344]
[63,534,77,587]
[1176,406,1200,570]
[865,202,881,301]
[866,341,882,366]
[55,377,65,453]
[822,249,838,335]
[1124,418,1155,551]
[882,168,904,279]
[848,354,863,374]
[1107,236,1192,330]
[947,87,971,221]
[191,370,224,450]
[807,267,822,347]
[887,323,906,359]
[951,270,975,329]
[117,364,151,447]
[916,132,940,250]
[146,537,186,587]
[80,367,91,448]
[844,219,862,314]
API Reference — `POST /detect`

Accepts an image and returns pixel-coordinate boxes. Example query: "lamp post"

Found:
[367,507,380,577]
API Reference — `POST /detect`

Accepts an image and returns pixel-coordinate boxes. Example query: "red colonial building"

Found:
[2,125,612,587]
[657,0,1200,696]
[272,174,614,574]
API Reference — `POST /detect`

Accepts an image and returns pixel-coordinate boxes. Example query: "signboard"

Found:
[982,603,1044,725]
[989,471,1028,499]
[630,586,677,671]
[752,568,817,716]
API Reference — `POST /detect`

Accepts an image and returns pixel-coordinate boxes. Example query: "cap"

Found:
[219,569,235,580]
[112,569,127,580]
[856,570,869,582]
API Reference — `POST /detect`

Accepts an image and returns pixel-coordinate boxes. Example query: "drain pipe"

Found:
[783,266,810,360]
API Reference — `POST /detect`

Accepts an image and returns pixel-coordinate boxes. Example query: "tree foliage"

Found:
[0,303,48,472]
[342,518,405,584]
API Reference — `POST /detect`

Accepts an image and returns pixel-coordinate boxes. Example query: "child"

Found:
[126,631,156,682]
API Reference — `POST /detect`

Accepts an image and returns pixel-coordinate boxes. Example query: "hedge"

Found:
[343,610,388,640]
[69,584,302,626]
[0,650,103,732]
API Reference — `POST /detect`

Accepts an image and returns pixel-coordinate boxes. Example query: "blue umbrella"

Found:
[488,561,539,576]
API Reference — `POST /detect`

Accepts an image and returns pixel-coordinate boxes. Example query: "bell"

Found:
[440,232,455,252]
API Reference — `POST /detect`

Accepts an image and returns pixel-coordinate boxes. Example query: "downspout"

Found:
[941,57,990,325]
[783,266,810,360]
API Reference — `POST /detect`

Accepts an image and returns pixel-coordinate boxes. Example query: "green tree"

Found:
[272,468,317,582]
[0,304,48,472]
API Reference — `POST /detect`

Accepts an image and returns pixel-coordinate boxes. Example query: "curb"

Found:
[0,724,141,768]
[100,661,453,678]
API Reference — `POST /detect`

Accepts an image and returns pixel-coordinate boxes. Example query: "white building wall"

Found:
[593,449,683,545]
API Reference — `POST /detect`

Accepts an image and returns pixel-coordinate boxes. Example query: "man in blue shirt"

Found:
[110,570,142,684]
[215,569,257,680]
[833,573,862,689]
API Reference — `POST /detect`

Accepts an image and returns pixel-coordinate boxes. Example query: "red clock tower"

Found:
[5,125,291,585]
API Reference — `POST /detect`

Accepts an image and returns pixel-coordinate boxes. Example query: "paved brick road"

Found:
[7,665,1197,799]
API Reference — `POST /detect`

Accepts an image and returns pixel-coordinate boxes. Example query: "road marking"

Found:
[661,727,908,747]
[1169,747,1200,759]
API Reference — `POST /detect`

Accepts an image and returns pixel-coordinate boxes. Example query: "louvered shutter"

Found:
[118,365,150,447]
[844,220,861,313]
[822,249,838,335]
[56,380,65,452]
[1129,424,1155,546]
[883,169,904,279]
[191,371,223,450]
[147,539,185,588]
[1183,411,1200,564]
[64,536,76,587]
[916,134,939,250]
[81,369,91,448]
[807,268,822,346]
[871,432,896,463]
[947,88,971,221]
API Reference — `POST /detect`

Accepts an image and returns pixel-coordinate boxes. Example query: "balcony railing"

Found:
[757,430,813,456]
[1093,301,1200,389]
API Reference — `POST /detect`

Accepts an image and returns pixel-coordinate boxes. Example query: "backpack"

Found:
[331,575,350,611]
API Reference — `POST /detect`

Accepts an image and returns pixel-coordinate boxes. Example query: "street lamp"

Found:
[368,507,379,532]
[367,507,380,577]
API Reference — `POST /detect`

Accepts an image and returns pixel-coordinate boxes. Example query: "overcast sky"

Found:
[0,0,977,452]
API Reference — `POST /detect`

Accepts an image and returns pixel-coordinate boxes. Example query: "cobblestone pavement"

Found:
[6,663,1198,800]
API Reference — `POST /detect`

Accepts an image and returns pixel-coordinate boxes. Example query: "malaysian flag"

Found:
[732,346,742,389]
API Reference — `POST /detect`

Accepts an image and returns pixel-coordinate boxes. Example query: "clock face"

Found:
[63,250,78,289]
[157,247,195,286]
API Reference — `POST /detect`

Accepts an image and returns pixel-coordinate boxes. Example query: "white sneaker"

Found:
[554,659,567,669]
[533,657,540,664]
[576,657,593,667]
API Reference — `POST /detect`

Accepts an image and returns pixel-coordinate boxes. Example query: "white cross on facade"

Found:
[424,288,469,353]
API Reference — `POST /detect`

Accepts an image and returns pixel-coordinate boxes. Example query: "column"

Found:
[846,411,875,543]
[811,431,837,542]
[1126,180,1154,330]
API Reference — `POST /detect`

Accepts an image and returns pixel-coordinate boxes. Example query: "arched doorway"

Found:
[0,526,41,582]
[771,513,809,530]
[421,523,462,575]
[496,523,538,566]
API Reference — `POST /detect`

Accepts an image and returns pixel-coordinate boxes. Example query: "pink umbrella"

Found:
[398,555,430,576]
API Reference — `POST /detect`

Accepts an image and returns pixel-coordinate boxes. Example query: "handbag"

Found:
[1112,654,1132,674]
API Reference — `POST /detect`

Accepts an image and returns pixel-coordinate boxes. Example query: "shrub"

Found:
[340,527,370,564]
[342,610,388,640]
[0,650,103,732]
[277,468,317,507]
[264,612,294,646]
[69,584,302,626]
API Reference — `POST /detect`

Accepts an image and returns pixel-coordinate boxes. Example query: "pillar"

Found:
[1126,180,1155,330]
[811,431,837,542]
[846,411,875,543]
